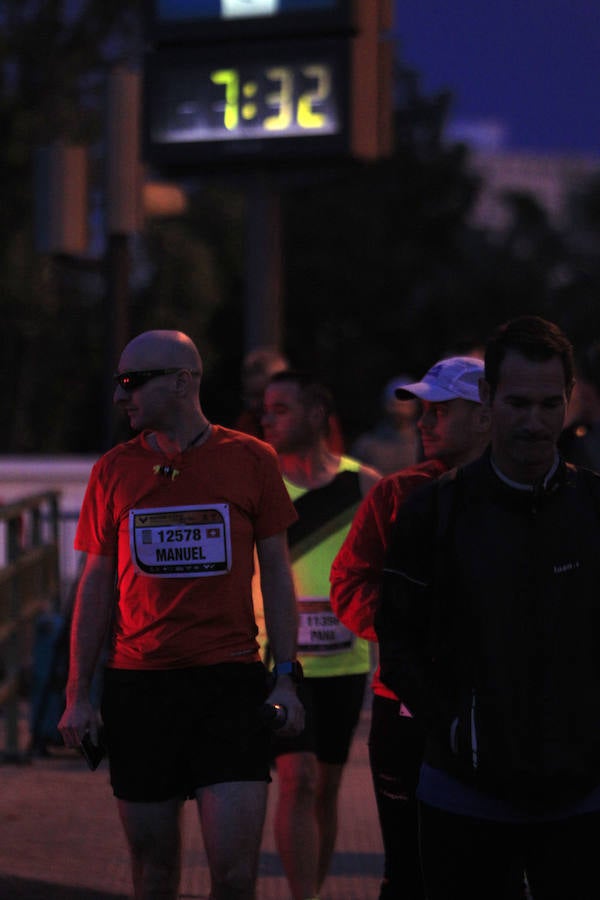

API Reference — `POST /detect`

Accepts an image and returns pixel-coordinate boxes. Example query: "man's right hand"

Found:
[58,699,101,749]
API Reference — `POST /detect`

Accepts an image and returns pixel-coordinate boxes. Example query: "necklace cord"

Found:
[152,424,211,478]
[187,422,210,450]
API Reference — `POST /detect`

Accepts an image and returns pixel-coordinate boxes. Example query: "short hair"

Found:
[267,370,335,425]
[484,315,574,398]
[242,346,288,379]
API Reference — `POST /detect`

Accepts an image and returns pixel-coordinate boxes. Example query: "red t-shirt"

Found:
[330,458,447,699]
[76,425,297,669]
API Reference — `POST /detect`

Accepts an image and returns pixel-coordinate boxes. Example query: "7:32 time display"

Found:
[209,63,333,135]
[146,40,348,160]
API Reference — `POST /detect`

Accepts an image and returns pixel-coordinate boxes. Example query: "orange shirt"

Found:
[76,426,297,669]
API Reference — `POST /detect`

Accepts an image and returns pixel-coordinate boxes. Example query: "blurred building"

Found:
[468,149,600,231]
[446,117,600,232]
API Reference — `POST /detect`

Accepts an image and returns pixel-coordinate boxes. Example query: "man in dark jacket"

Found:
[376,315,600,900]
[330,355,490,900]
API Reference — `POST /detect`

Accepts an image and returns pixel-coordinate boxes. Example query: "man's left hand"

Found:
[265,676,305,736]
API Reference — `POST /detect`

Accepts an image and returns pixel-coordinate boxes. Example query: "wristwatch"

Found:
[273,660,304,684]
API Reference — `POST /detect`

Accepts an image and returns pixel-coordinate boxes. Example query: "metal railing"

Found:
[0,492,61,760]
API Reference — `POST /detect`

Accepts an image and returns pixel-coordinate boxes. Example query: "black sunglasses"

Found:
[113,368,197,392]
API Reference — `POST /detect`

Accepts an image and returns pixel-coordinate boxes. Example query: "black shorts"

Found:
[272,672,367,766]
[101,662,271,802]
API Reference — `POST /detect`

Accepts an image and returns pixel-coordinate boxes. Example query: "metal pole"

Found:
[103,234,131,450]
[244,173,283,353]
[103,66,142,449]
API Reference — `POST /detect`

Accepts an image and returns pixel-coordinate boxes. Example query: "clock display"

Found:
[144,39,349,165]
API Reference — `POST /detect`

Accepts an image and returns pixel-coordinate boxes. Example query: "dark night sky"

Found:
[393,0,600,155]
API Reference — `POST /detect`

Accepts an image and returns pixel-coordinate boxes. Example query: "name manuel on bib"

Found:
[156,546,206,562]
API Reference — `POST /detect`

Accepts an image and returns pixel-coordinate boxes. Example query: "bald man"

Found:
[59,330,304,900]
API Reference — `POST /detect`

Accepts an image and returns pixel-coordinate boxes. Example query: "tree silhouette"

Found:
[1,8,599,450]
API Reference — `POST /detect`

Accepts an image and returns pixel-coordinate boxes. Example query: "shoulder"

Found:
[392,455,477,527]
[338,453,381,496]
[209,425,279,464]
[392,458,447,487]
[337,454,364,473]
[91,433,146,472]
[367,458,446,503]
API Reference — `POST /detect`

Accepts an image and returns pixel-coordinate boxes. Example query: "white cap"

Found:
[395,356,484,403]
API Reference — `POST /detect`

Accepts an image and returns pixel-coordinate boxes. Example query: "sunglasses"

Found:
[113,368,198,392]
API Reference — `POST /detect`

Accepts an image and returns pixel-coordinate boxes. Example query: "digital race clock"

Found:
[143,39,350,167]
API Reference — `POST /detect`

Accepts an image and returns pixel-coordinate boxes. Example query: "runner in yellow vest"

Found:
[262,370,380,900]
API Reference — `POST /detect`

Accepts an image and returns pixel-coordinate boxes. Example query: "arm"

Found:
[332,462,448,642]
[374,487,440,726]
[330,482,394,641]
[58,552,116,747]
[257,531,305,736]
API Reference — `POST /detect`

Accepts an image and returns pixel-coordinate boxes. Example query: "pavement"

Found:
[0,706,384,900]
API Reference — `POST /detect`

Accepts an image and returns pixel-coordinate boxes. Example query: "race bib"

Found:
[129,504,232,577]
[297,597,356,656]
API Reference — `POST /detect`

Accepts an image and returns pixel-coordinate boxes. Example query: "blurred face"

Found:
[418,398,484,468]
[387,395,419,426]
[484,350,568,484]
[242,373,269,415]
[262,381,316,453]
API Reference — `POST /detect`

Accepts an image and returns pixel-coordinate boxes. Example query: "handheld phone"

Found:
[260,703,288,730]
[79,728,107,771]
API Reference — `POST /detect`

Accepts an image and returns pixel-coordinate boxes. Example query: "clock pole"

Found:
[243,172,284,354]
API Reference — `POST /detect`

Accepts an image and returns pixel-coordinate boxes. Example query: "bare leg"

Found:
[117,797,183,900]
[196,780,268,900]
[315,761,344,892]
[274,751,320,900]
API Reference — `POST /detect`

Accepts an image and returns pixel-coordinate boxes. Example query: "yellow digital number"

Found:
[297,65,330,129]
[264,67,294,131]
[210,69,239,131]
